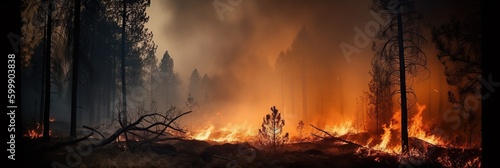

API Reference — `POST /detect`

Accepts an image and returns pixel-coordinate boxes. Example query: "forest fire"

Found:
[24,123,45,139]
[366,103,447,154]
[408,103,445,146]
[184,102,457,158]
[189,122,257,143]
[23,118,55,139]
[324,121,359,137]
[16,0,483,167]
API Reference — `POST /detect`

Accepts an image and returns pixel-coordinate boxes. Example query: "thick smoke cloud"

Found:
[145,0,480,139]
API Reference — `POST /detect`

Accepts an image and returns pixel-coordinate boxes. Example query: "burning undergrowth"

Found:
[21,103,480,168]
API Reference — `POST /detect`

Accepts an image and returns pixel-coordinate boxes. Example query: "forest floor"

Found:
[20,133,481,168]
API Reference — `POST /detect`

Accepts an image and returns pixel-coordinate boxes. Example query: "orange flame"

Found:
[23,122,52,139]
[372,111,401,154]
[189,122,257,143]
[185,102,448,155]
[324,121,360,137]
[408,103,444,146]
[369,102,445,154]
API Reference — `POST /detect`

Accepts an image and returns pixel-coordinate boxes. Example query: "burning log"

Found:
[310,124,366,149]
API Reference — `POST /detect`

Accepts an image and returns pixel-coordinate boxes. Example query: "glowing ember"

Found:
[23,122,51,139]
[49,117,56,122]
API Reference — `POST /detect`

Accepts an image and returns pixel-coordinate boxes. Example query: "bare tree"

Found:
[70,0,81,138]
[43,0,54,141]
[371,0,429,155]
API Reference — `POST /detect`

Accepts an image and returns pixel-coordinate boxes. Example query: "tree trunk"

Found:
[397,7,409,155]
[70,0,81,138]
[301,57,307,122]
[43,0,53,142]
[120,0,128,125]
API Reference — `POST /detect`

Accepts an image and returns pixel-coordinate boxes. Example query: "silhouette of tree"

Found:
[159,50,181,107]
[187,68,202,103]
[371,0,429,155]
[76,0,123,126]
[43,0,54,141]
[367,56,394,133]
[20,0,155,140]
[432,14,481,108]
[70,0,81,138]
[296,120,305,143]
[115,0,154,125]
[432,12,482,148]
[273,26,311,122]
[258,106,289,155]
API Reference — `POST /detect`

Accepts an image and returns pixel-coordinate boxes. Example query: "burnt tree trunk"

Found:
[43,0,53,142]
[70,0,81,138]
[397,5,409,155]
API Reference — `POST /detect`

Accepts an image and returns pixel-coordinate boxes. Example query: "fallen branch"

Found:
[83,125,105,139]
[83,110,192,150]
[40,129,95,151]
[310,124,366,148]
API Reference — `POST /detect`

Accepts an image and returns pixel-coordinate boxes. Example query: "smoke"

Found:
[144,0,389,133]
[145,0,480,141]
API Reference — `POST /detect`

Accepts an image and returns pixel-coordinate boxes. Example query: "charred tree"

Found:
[70,0,81,138]
[120,0,128,125]
[43,0,53,141]
[396,8,409,154]
[371,0,429,155]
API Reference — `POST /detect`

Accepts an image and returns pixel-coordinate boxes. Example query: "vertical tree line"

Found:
[20,0,156,139]
[274,27,311,123]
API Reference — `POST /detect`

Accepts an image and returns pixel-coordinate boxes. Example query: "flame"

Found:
[182,102,457,156]
[367,102,450,154]
[372,111,401,154]
[192,124,215,140]
[23,122,52,139]
[49,117,56,122]
[324,121,359,136]
[189,122,257,143]
[408,103,444,146]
